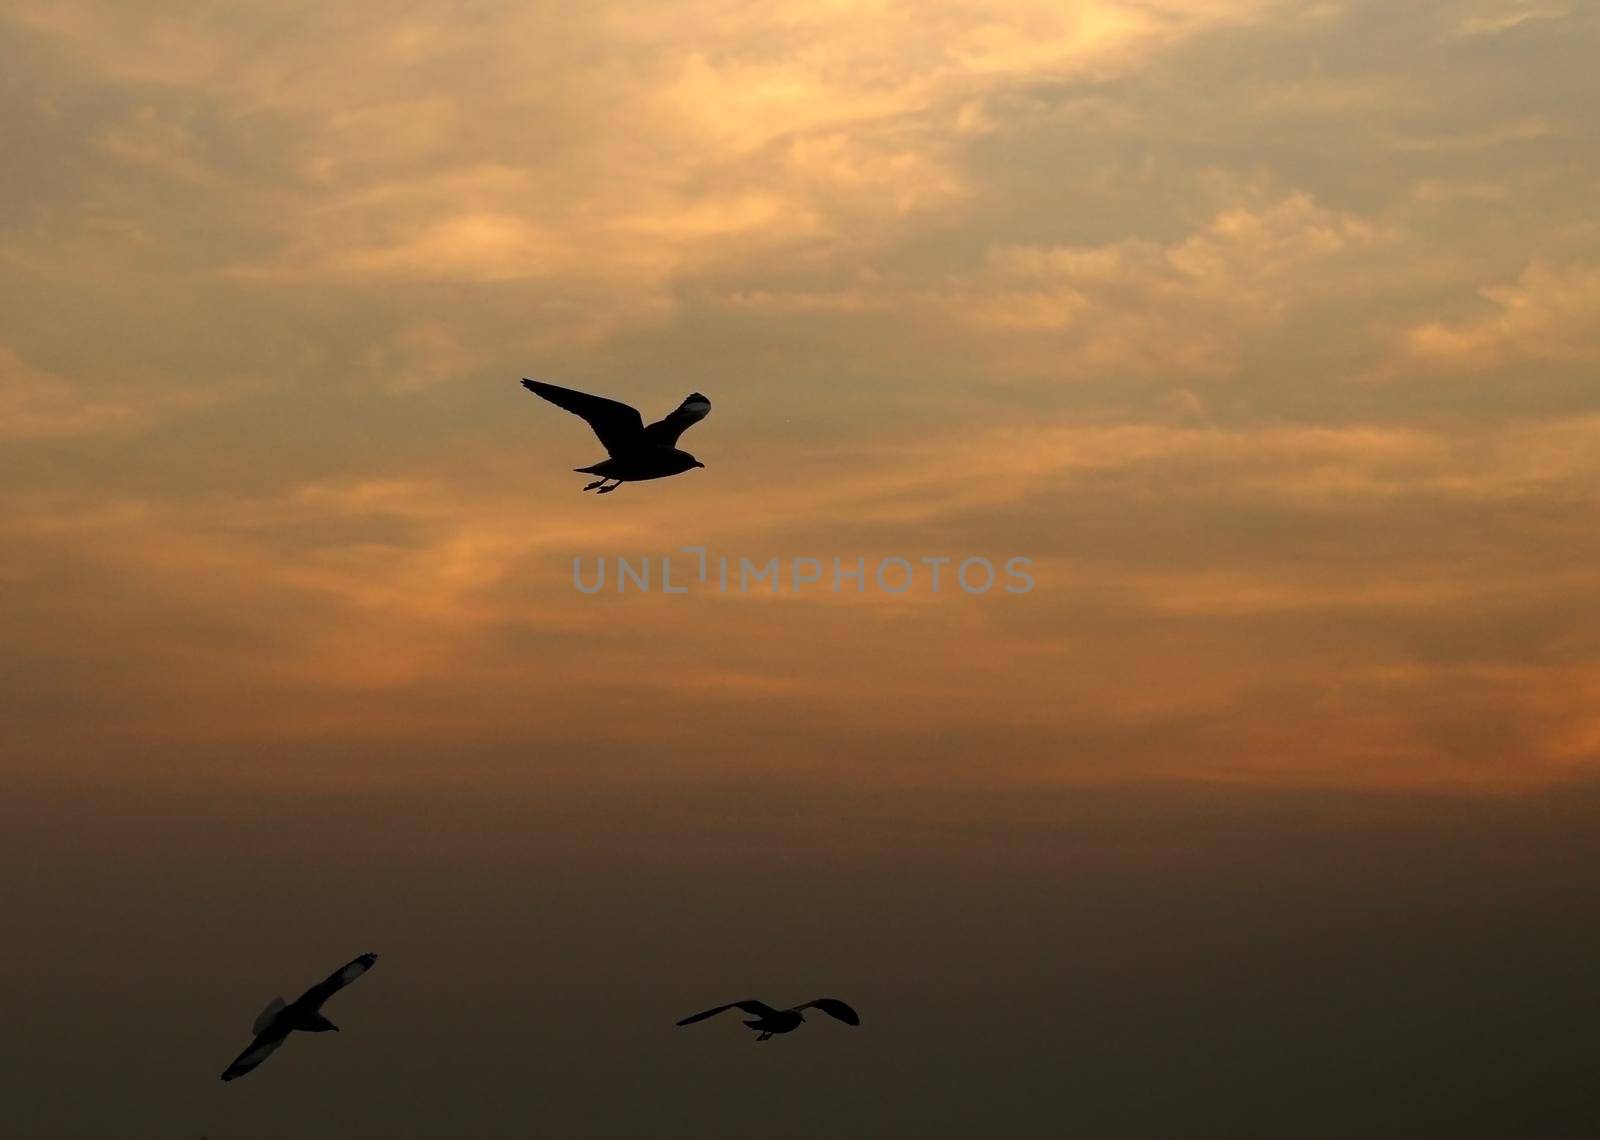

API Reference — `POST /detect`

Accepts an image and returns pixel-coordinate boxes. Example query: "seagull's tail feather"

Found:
[252,997,287,1034]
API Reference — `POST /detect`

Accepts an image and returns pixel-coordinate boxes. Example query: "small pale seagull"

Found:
[520,379,711,494]
[675,998,861,1041]
[220,953,378,1081]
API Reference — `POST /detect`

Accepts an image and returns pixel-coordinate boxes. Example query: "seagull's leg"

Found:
[756,1032,771,1042]
[583,479,606,491]
[596,481,621,494]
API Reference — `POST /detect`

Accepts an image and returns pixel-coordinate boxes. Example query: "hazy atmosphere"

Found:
[4,0,1599,1135]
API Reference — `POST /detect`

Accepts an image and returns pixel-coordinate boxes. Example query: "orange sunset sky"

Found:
[4,1,1600,1136]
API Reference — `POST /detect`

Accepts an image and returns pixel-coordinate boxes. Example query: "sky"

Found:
[3,0,1599,1135]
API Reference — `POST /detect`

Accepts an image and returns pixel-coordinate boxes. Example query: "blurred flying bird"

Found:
[219,953,378,1081]
[520,379,710,494]
[675,998,861,1041]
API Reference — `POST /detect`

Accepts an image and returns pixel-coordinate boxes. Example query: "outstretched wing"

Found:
[795,998,860,1026]
[253,996,287,1035]
[641,392,711,448]
[675,999,781,1026]
[522,380,645,457]
[220,1024,291,1082]
[296,952,378,1012]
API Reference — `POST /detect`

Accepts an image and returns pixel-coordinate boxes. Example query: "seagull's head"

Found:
[666,448,704,473]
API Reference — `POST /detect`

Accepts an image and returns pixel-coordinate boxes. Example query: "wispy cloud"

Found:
[1406,261,1600,368]
[1454,4,1570,38]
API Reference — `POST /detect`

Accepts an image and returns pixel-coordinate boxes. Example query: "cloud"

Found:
[961,191,1384,378]
[97,105,219,183]
[1384,115,1562,152]
[1406,261,1600,368]
[10,0,1292,303]
[0,344,146,438]
[1454,4,1570,37]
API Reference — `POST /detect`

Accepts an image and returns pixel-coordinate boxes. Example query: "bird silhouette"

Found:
[219,953,378,1081]
[520,379,710,494]
[675,998,861,1041]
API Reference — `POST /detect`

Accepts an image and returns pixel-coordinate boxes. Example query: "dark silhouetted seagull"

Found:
[521,379,710,494]
[675,998,861,1041]
[220,953,378,1081]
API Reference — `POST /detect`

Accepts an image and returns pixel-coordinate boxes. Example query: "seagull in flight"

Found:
[521,379,711,494]
[220,953,378,1081]
[675,998,861,1041]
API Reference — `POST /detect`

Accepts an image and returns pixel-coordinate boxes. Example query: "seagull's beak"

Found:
[694,460,706,468]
